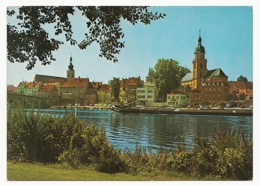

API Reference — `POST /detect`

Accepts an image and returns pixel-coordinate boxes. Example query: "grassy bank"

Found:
[7,162,197,181]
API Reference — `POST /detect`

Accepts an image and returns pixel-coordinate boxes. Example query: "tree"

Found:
[7,6,165,70]
[111,77,120,102]
[237,75,248,82]
[150,58,189,101]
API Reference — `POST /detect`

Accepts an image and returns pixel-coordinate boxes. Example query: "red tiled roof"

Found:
[128,77,139,86]
[228,81,253,96]
[99,84,111,92]
[43,82,60,86]
[17,81,41,88]
[61,78,89,88]
[39,85,56,92]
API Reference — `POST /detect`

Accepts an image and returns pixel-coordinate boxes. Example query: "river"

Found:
[38,108,253,152]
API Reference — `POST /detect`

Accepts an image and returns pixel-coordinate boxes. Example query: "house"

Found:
[39,84,59,98]
[167,90,187,107]
[7,85,17,93]
[17,81,43,96]
[126,76,142,105]
[60,77,90,106]
[97,84,111,104]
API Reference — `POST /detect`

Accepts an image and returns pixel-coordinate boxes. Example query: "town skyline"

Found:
[6,5,254,88]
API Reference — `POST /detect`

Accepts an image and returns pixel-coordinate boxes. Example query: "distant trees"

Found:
[237,75,248,82]
[7,6,165,70]
[110,77,120,102]
[149,58,190,101]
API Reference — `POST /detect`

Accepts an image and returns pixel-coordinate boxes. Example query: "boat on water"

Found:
[111,105,253,116]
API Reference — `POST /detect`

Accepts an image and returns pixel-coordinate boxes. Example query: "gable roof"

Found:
[39,85,56,92]
[206,68,228,78]
[99,84,111,92]
[181,72,192,82]
[61,78,89,88]
[128,77,140,86]
[18,81,42,89]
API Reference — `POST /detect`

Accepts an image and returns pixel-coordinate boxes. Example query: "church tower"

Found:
[192,31,207,89]
[67,55,75,81]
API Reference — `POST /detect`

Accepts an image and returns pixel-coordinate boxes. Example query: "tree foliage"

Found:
[7,6,165,70]
[111,77,120,102]
[237,75,248,82]
[150,58,190,101]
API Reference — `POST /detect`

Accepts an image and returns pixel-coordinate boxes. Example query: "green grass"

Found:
[7,162,198,181]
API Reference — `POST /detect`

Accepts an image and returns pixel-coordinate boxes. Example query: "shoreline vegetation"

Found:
[7,107,253,181]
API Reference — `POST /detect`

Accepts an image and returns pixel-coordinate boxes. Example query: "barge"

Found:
[112,106,253,116]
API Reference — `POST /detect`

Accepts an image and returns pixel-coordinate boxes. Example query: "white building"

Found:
[136,82,156,107]
[167,91,188,107]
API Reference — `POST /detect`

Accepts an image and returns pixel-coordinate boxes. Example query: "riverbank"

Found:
[112,107,253,116]
[7,162,199,181]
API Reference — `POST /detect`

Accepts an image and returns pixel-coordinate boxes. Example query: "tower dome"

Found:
[194,31,205,54]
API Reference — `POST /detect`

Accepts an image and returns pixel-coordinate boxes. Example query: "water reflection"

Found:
[37,109,253,152]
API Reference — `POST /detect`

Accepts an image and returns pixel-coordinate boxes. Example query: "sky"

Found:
[5,3,254,87]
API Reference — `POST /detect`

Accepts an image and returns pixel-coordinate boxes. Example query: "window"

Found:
[200,63,202,68]
[147,95,153,98]
[176,96,179,99]
[147,90,153,93]
[137,90,145,93]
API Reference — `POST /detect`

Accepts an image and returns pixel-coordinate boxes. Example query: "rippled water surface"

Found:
[39,109,253,152]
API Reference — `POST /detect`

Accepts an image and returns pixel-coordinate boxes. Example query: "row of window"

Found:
[204,88,221,92]
[61,89,83,93]
[136,89,154,93]
[137,95,153,99]
[167,96,186,100]
[205,94,220,98]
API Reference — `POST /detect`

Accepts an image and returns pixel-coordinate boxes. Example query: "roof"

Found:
[206,68,228,78]
[90,81,102,89]
[34,74,67,84]
[39,85,56,92]
[18,81,42,89]
[194,36,205,54]
[168,90,185,95]
[99,84,111,92]
[119,79,128,88]
[181,72,192,82]
[128,77,140,86]
[7,85,17,93]
[61,78,89,88]
[228,81,253,96]
[43,82,60,86]
[201,79,230,87]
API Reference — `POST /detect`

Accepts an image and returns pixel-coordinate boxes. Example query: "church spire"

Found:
[68,54,74,71]
[198,30,202,45]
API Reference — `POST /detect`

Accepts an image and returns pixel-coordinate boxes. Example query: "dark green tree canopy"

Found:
[7,6,165,70]
[150,58,189,101]
[237,75,248,82]
[111,77,120,102]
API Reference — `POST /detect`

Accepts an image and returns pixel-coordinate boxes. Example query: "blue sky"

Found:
[6,5,254,86]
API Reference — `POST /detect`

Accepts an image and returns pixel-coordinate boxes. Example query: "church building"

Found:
[181,32,230,106]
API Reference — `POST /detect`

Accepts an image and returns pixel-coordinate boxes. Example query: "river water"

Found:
[39,109,253,152]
